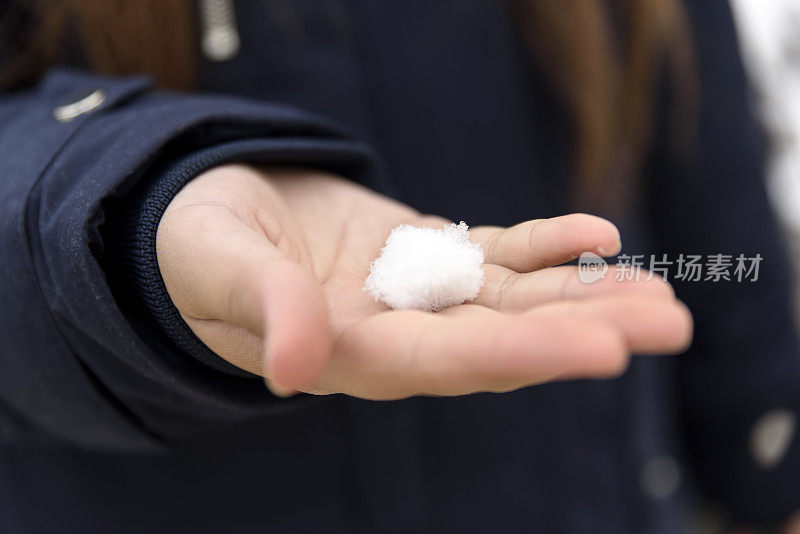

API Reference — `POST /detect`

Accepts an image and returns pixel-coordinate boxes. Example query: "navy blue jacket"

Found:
[1,1,799,532]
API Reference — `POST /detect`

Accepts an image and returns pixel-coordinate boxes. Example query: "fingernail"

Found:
[597,240,622,257]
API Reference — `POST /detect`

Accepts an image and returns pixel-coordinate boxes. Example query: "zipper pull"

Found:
[200,0,241,62]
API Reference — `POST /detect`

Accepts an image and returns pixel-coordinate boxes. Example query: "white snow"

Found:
[364,222,485,312]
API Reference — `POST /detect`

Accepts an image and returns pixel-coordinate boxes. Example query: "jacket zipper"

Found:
[199,0,241,62]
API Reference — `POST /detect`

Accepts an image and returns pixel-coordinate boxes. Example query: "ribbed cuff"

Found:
[108,136,377,376]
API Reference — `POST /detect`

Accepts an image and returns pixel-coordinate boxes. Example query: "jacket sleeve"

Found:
[0,69,384,452]
[647,0,800,523]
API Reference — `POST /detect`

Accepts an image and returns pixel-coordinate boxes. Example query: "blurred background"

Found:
[701,2,800,530]
[0,1,798,532]
[729,0,800,309]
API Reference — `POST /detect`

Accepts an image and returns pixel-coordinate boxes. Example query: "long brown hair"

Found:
[513,0,697,207]
[1,0,697,205]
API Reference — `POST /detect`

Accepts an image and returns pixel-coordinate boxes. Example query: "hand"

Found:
[156,164,692,398]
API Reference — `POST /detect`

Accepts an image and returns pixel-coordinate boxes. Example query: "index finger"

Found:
[470,214,622,272]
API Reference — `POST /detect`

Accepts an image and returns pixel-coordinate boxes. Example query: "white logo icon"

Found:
[578,252,608,284]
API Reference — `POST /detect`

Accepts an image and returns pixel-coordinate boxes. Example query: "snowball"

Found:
[364,222,485,312]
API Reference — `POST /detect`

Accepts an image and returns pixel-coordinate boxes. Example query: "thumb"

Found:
[248,258,332,392]
[158,210,332,391]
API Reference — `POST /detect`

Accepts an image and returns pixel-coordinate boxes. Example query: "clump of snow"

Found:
[364,222,485,312]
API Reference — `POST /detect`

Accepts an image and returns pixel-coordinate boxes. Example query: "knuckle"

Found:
[483,229,504,261]
[525,219,546,249]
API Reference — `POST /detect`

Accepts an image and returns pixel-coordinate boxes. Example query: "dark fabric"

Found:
[107,137,379,377]
[0,0,797,532]
[648,0,800,521]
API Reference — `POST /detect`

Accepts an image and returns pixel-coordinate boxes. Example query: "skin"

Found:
[158,164,800,530]
[156,163,692,398]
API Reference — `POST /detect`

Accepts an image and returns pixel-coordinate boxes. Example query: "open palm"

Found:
[157,164,692,398]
